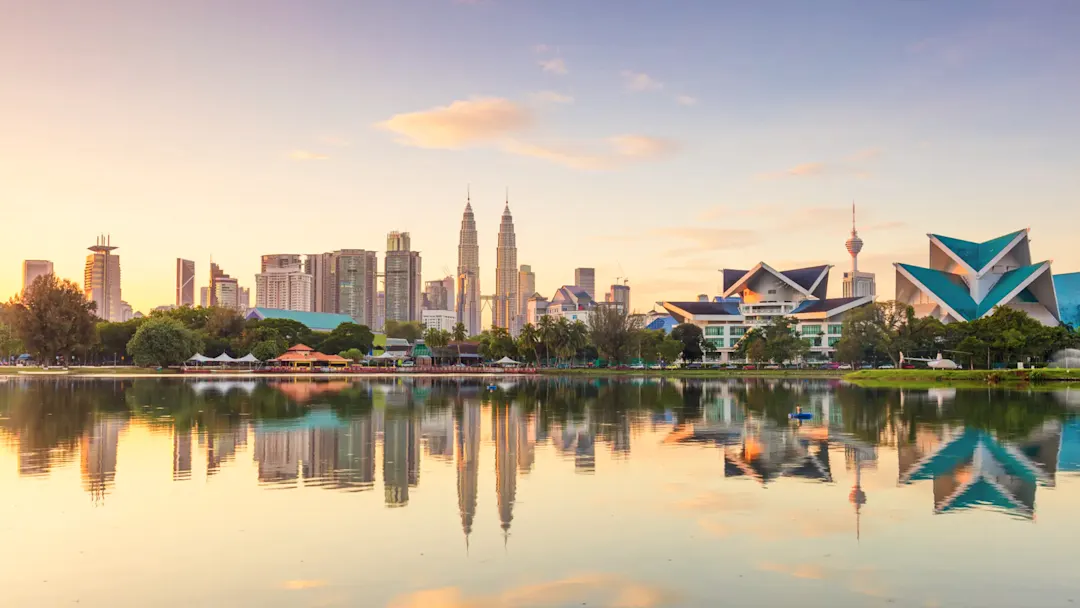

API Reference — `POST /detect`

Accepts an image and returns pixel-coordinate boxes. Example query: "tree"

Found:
[476,327,519,361]
[423,327,451,349]
[635,329,665,365]
[204,307,246,339]
[538,316,559,363]
[0,305,23,361]
[657,337,684,367]
[452,322,468,342]
[735,329,766,364]
[250,338,287,361]
[588,306,642,364]
[385,320,424,342]
[339,348,365,363]
[96,319,144,364]
[126,317,202,368]
[517,323,540,363]
[319,323,374,355]
[251,318,312,346]
[8,274,97,365]
[762,316,810,364]
[671,323,705,362]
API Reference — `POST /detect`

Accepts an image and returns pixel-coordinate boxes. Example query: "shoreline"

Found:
[3,367,1079,385]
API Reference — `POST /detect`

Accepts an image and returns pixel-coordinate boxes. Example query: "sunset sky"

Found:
[3,0,1079,316]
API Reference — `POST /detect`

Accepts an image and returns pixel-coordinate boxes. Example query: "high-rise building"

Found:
[517,264,535,332]
[305,252,338,314]
[22,260,53,292]
[175,258,195,307]
[255,260,313,311]
[574,268,596,300]
[336,250,378,327]
[209,262,225,307]
[605,282,631,314]
[457,194,481,336]
[494,201,519,332]
[84,235,122,321]
[422,309,457,332]
[239,287,250,311]
[375,291,386,331]
[424,277,454,311]
[261,254,303,273]
[200,287,209,308]
[385,232,422,323]
[119,301,134,322]
[215,277,240,310]
[843,204,876,298]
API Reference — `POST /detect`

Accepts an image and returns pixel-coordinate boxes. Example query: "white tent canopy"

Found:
[494,356,521,366]
[212,352,237,363]
[367,351,400,360]
[187,353,212,363]
[236,353,260,363]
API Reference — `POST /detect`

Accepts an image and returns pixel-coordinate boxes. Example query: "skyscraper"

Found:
[336,250,378,326]
[518,264,535,332]
[494,201,519,331]
[255,258,313,311]
[375,291,386,331]
[842,204,877,298]
[605,282,631,314]
[306,252,338,314]
[209,261,243,310]
[574,268,596,300]
[175,258,195,307]
[457,194,481,335]
[84,235,122,321]
[424,277,454,311]
[385,232,422,323]
[22,260,53,292]
[200,287,209,308]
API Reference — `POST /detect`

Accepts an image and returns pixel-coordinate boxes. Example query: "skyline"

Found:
[4,1,1080,314]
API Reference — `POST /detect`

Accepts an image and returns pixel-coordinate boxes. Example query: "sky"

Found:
[3,0,1080,317]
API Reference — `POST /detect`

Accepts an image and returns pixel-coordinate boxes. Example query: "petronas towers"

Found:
[455,189,523,336]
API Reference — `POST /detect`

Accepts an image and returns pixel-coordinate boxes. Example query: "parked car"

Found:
[902,363,916,369]
[764,364,781,370]
[686,363,703,370]
[743,364,757,370]
[838,363,853,370]
[819,362,840,370]
[859,364,874,370]
[877,364,895,370]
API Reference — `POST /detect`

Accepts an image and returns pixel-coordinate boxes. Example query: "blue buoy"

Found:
[789,412,813,420]
[487,385,498,391]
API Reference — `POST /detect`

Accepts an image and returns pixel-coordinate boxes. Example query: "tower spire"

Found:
[852,201,857,234]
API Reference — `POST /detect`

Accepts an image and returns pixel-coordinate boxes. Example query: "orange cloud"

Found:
[281,579,329,590]
[387,574,681,608]
[376,97,532,149]
[503,135,676,170]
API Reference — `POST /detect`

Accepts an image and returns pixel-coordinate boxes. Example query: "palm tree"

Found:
[538,316,558,365]
[567,320,589,365]
[452,322,467,342]
[518,323,540,363]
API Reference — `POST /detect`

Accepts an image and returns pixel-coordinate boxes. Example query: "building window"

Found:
[729,338,740,348]
[730,326,747,336]
[811,337,822,347]
[828,337,841,347]
[828,324,843,334]
[767,289,776,295]
[705,326,725,336]
[801,325,823,336]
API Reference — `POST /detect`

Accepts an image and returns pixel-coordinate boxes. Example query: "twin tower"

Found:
[456,191,520,336]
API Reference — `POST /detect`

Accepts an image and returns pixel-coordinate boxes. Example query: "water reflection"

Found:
[1,377,1078,528]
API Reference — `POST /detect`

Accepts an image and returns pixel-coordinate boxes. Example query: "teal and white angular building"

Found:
[894,229,1062,326]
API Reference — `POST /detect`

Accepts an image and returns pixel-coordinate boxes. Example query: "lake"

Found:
[1,377,1079,607]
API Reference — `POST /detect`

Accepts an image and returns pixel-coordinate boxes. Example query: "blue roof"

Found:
[246,308,355,332]
[666,301,742,316]
[976,263,1046,316]
[781,265,830,295]
[897,264,977,320]
[645,316,678,333]
[1059,419,1080,472]
[931,230,1025,272]
[1055,273,1080,329]
[790,297,868,315]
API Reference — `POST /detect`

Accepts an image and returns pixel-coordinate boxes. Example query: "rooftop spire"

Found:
[852,201,857,234]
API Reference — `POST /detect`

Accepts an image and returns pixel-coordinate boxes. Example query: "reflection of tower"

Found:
[456,402,480,547]
[493,404,518,542]
[456,192,481,335]
[206,424,246,476]
[173,427,192,481]
[81,417,126,503]
[334,417,375,490]
[848,451,867,541]
[516,408,535,473]
[383,414,414,507]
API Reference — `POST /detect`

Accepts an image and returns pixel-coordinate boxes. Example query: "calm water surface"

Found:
[1,377,1079,607]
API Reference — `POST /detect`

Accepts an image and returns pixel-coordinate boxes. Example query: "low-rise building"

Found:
[422,309,457,332]
[662,263,872,363]
[537,285,596,324]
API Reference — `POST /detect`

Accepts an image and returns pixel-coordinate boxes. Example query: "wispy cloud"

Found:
[387,574,681,608]
[376,97,532,149]
[622,70,663,92]
[675,95,698,106]
[531,90,574,105]
[540,57,568,75]
[290,150,329,161]
[503,135,676,170]
[755,148,882,180]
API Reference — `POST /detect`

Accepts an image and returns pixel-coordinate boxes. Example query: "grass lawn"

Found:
[845,368,1080,385]
[539,368,848,378]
